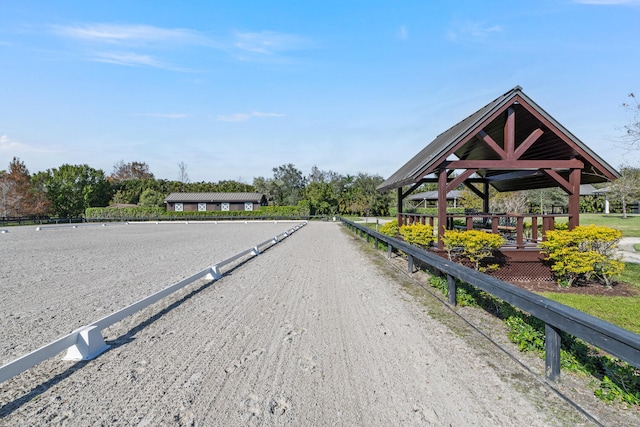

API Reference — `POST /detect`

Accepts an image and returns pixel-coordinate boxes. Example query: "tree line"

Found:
[0,159,392,218]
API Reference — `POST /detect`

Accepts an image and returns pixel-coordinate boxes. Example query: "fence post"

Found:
[545,324,561,381]
[447,274,456,306]
[374,236,379,249]
[408,254,414,274]
[387,244,392,259]
[63,326,109,361]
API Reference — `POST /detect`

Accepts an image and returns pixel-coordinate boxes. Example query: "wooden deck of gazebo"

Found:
[398,211,564,249]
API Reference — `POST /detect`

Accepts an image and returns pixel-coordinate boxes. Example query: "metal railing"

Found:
[0,221,307,384]
[342,218,640,381]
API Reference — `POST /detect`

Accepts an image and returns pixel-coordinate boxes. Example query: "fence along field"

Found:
[0,220,306,384]
[341,218,640,382]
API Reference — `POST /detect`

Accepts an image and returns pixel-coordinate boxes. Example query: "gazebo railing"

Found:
[398,213,570,248]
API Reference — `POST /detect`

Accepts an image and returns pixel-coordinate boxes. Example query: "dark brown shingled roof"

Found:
[164,192,265,203]
[377,86,619,193]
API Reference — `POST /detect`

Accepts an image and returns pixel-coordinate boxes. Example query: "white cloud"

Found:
[251,112,286,118]
[447,21,503,42]
[92,51,168,68]
[216,111,285,122]
[132,113,188,119]
[233,31,309,55]
[0,134,57,154]
[50,23,310,67]
[0,134,24,151]
[51,23,208,46]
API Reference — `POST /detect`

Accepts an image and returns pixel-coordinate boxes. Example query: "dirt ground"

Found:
[1,221,639,426]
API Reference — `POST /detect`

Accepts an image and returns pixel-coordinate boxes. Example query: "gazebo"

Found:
[377,86,619,252]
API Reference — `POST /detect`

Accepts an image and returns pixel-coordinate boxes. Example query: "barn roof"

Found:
[164,192,266,203]
[377,86,619,193]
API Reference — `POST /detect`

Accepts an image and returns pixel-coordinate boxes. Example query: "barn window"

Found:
[198,203,206,212]
[244,202,253,211]
[175,203,183,212]
[221,203,230,211]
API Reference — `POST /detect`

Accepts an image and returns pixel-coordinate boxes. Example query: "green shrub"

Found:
[86,205,308,220]
[379,220,399,237]
[539,225,624,287]
[399,223,434,248]
[442,229,505,271]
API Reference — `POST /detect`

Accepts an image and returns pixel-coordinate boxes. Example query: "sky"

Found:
[1,0,639,183]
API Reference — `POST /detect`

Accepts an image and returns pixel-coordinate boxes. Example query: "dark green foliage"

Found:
[427,274,640,407]
[34,164,111,217]
[86,205,308,220]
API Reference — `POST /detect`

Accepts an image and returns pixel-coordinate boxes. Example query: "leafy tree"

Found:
[305,181,337,215]
[525,188,567,214]
[110,160,154,182]
[305,166,341,215]
[0,157,44,217]
[254,164,307,206]
[110,178,158,205]
[137,188,164,207]
[492,191,527,214]
[215,180,254,193]
[458,186,484,211]
[607,166,640,218]
[338,173,390,216]
[272,163,306,206]
[35,164,111,217]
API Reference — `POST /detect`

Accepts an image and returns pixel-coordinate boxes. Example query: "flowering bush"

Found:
[443,229,505,272]
[539,225,623,287]
[399,223,434,248]
[379,220,399,238]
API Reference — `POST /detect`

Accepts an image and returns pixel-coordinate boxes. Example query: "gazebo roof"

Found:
[407,190,462,201]
[378,86,619,193]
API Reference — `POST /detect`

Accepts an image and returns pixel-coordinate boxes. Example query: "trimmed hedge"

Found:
[86,205,308,220]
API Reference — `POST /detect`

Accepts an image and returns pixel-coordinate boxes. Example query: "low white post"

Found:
[207,265,222,280]
[252,246,260,256]
[63,326,109,361]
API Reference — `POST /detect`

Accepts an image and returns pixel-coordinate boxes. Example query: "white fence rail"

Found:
[0,221,307,384]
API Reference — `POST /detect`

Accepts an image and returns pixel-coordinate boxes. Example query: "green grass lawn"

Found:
[578,213,640,237]
[541,292,640,334]
[538,262,640,333]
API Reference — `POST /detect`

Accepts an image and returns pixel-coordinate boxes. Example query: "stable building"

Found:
[164,192,267,212]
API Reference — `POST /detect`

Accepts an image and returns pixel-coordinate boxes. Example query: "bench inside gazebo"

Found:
[377,86,619,262]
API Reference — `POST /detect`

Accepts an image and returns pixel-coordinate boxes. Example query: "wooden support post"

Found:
[568,168,581,230]
[388,244,392,259]
[374,236,379,249]
[466,216,473,230]
[408,254,414,274]
[542,216,555,240]
[545,324,562,381]
[397,188,403,228]
[437,170,448,250]
[531,216,538,241]
[483,182,490,213]
[505,107,515,158]
[447,274,456,306]
[492,217,499,234]
[516,216,524,249]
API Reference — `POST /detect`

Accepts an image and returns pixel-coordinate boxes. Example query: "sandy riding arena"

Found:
[0,221,636,425]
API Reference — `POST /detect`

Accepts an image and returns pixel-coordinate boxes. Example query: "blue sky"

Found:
[1,0,639,183]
